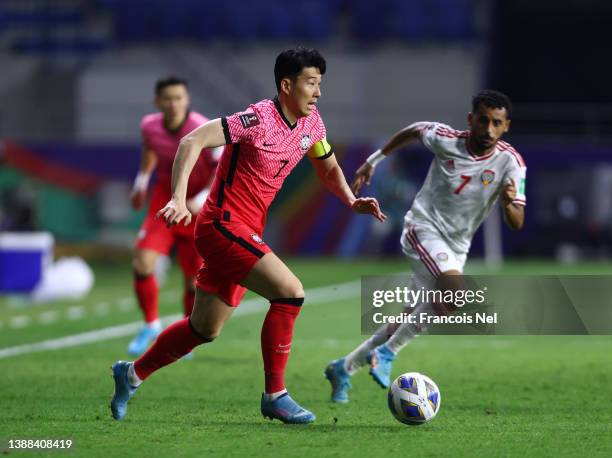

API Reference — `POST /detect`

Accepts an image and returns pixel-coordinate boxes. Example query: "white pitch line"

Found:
[0,280,360,359]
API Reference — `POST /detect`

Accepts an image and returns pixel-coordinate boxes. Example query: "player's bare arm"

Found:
[309,153,386,222]
[156,118,226,226]
[185,145,223,215]
[351,123,422,194]
[130,147,158,210]
[500,178,524,230]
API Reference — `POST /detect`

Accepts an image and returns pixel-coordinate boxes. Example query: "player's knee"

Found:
[188,316,221,342]
[440,269,462,277]
[436,271,464,291]
[133,255,155,276]
[278,280,304,299]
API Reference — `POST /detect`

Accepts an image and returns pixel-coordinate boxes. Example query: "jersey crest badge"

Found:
[481,169,495,185]
[250,233,264,245]
[301,134,311,151]
[446,159,455,170]
[239,112,260,129]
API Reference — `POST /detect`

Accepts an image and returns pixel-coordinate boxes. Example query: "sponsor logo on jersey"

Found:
[436,252,449,261]
[250,233,264,245]
[481,169,495,185]
[239,112,260,129]
[301,134,311,151]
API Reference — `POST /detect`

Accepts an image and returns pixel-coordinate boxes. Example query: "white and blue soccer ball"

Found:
[387,372,441,425]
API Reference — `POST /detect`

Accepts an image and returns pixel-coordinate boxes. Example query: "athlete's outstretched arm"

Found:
[156,118,226,226]
[500,178,525,230]
[351,123,422,195]
[309,154,386,222]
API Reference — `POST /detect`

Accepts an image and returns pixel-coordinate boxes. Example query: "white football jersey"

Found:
[404,122,526,254]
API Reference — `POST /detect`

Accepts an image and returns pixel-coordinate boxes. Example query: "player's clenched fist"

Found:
[156,199,192,227]
[130,188,147,210]
[351,197,386,222]
[351,163,375,195]
[501,178,517,206]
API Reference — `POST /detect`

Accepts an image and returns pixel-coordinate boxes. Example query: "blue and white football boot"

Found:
[324,358,352,404]
[261,393,316,424]
[110,361,138,420]
[127,325,160,356]
[367,344,396,388]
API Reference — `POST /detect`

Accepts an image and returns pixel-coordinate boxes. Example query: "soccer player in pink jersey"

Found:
[127,76,220,356]
[111,48,385,424]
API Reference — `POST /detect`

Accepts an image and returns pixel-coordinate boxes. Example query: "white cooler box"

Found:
[0,232,54,293]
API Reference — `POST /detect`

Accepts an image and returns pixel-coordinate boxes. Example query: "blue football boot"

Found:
[367,344,396,388]
[127,325,160,356]
[261,392,316,424]
[324,359,352,404]
[110,361,138,420]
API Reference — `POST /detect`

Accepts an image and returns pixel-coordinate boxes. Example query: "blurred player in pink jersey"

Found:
[111,48,385,424]
[127,76,220,356]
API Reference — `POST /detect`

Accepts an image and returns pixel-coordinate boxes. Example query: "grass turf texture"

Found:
[1,259,611,457]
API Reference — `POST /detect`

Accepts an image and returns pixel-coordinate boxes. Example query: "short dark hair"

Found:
[472,90,512,118]
[155,76,188,96]
[274,47,326,92]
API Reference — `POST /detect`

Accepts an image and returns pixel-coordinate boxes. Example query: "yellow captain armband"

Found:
[307,138,334,160]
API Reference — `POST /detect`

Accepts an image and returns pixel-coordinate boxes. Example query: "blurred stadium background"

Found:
[1,0,611,266]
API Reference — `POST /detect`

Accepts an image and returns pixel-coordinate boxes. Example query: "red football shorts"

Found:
[195,218,272,307]
[135,209,203,278]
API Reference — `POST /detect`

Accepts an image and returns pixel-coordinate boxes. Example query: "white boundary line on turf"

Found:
[0,280,361,360]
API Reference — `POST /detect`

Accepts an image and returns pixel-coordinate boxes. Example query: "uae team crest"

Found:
[481,169,495,185]
[301,134,311,151]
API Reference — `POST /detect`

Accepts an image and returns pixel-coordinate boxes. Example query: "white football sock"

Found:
[343,323,395,375]
[146,319,161,330]
[384,302,432,354]
[263,389,287,402]
[127,363,142,387]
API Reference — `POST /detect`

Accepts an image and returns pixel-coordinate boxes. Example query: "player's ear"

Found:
[504,119,511,133]
[280,78,292,96]
[153,96,161,110]
[467,112,473,127]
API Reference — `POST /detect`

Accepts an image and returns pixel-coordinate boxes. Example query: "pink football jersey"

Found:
[141,111,217,199]
[201,98,327,232]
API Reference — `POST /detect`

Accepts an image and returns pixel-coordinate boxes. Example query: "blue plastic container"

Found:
[0,232,54,293]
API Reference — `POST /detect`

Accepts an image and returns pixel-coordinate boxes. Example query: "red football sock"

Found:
[134,273,159,324]
[261,298,303,394]
[134,317,207,380]
[183,289,195,317]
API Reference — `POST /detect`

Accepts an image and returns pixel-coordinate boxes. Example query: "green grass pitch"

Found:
[1,259,611,457]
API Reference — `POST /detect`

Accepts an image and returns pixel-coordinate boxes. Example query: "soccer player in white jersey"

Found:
[325,90,526,403]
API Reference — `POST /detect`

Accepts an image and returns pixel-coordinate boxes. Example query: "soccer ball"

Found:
[387,372,441,425]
